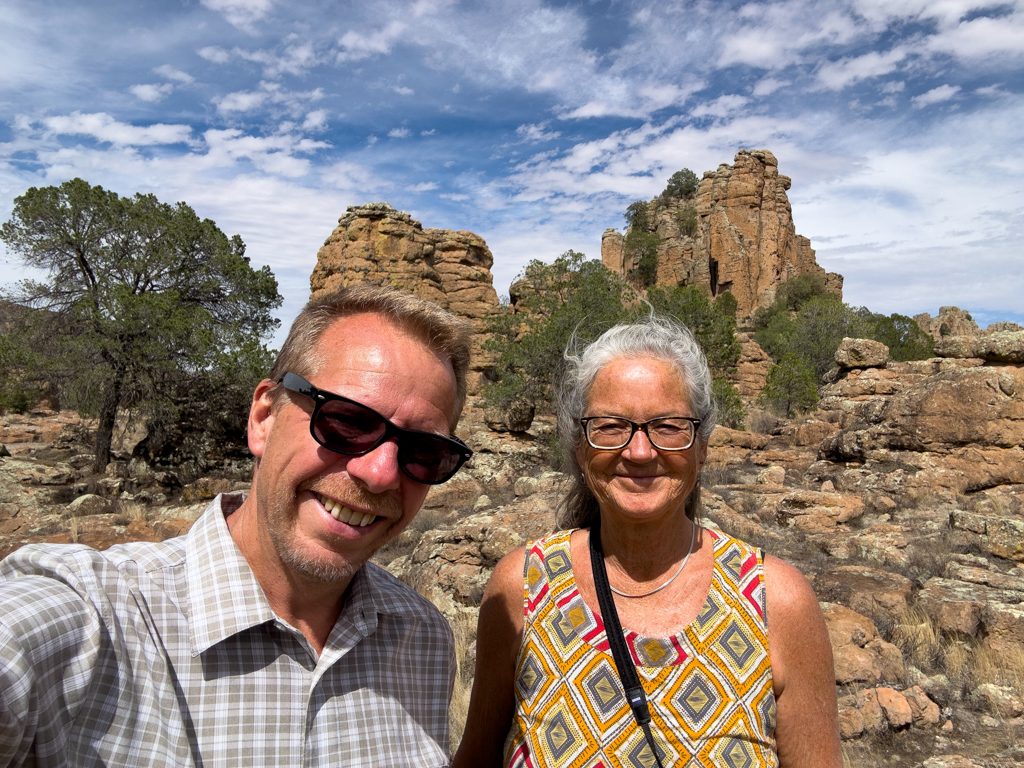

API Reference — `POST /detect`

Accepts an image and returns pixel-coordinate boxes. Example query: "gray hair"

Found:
[555,314,717,529]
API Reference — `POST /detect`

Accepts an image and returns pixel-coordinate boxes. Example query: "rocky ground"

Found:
[2,334,1024,767]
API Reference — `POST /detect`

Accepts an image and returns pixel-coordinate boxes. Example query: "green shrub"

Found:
[646,284,741,378]
[483,251,633,411]
[677,204,698,237]
[623,201,660,288]
[713,376,745,429]
[663,168,700,200]
[758,354,818,417]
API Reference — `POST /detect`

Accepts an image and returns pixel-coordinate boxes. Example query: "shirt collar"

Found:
[185,493,279,656]
[184,493,424,656]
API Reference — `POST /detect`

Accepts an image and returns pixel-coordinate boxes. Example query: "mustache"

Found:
[300,477,403,519]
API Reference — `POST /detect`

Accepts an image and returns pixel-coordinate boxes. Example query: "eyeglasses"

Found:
[278,372,472,485]
[580,416,701,451]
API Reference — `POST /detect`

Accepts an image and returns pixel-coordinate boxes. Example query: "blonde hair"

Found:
[268,285,473,426]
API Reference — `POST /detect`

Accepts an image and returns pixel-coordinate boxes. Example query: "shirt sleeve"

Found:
[0,574,103,766]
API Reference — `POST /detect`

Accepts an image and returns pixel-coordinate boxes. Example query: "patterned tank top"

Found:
[504,528,777,768]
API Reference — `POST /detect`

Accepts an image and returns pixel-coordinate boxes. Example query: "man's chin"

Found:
[278,546,363,585]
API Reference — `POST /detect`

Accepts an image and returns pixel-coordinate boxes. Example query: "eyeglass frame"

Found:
[277,372,473,484]
[579,416,702,452]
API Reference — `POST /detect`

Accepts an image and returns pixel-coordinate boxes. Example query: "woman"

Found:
[453,316,841,767]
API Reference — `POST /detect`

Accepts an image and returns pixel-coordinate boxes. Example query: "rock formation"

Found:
[602,149,843,317]
[915,306,1023,341]
[309,203,501,391]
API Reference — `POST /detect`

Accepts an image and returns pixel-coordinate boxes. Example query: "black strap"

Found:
[589,522,666,768]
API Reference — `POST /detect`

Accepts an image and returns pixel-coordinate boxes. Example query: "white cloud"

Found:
[816,48,908,90]
[388,127,410,138]
[421,128,436,136]
[202,128,329,177]
[752,77,789,97]
[441,193,469,201]
[516,123,561,143]
[42,112,193,146]
[880,81,905,94]
[302,109,329,131]
[690,95,750,119]
[129,83,174,103]
[336,21,407,62]
[976,84,1007,97]
[198,46,231,64]
[213,81,324,115]
[200,0,274,32]
[154,65,194,84]
[392,85,414,95]
[410,182,439,191]
[911,84,961,108]
[234,41,321,77]
[924,12,1024,60]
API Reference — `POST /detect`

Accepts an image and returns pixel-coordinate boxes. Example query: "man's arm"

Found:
[0,575,102,766]
[451,547,525,768]
[763,555,842,768]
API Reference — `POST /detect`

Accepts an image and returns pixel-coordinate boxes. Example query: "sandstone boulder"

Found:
[821,602,904,684]
[914,306,981,341]
[969,683,1024,719]
[759,489,864,532]
[903,685,941,726]
[835,338,889,370]
[601,150,841,316]
[814,565,914,626]
[483,399,535,433]
[401,492,556,622]
[66,494,113,518]
[309,203,501,391]
[935,331,1024,363]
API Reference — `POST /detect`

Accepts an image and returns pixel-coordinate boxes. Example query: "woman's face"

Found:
[576,356,707,526]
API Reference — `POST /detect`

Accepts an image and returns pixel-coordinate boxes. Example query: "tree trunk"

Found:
[93,377,121,473]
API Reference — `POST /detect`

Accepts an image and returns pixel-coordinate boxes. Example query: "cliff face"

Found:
[309,203,500,390]
[602,149,843,316]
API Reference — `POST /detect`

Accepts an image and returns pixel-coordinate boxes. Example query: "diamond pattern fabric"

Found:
[504,529,778,767]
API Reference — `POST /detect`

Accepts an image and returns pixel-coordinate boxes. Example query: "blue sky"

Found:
[2,0,1023,345]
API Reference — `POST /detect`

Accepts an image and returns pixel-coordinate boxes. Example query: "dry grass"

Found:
[66,515,79,544]
[118,500,148,523]
[448,610,479,755]
[890,604,948,674]
[973,644,1024,698]
[747,408,780,435]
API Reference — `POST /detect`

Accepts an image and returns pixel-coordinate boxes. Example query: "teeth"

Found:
[317,493,378,527]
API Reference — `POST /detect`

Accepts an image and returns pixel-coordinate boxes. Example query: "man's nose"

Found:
[343,438,403,493]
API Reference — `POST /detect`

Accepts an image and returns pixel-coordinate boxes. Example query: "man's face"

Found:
[247,312,458,584]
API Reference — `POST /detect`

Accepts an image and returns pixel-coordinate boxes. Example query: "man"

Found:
[0,285,474,766]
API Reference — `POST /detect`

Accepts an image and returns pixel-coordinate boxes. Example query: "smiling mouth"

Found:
[316,492,380,527]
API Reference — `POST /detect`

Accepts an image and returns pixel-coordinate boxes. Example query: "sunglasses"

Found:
[278,372,472,485]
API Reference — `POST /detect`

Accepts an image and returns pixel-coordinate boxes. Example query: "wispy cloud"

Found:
[41,112,193,146]
[213,81,324,115]
[336,21,406,62]
[911,84,960,108]
[154,65,194,84]
[130,83,174,103]
[200,0,274,32]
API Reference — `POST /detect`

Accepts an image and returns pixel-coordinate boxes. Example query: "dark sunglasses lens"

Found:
[313,399,387,453]
[399,436,463,484]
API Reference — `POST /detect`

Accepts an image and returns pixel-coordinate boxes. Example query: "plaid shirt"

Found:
[0,493,455,767]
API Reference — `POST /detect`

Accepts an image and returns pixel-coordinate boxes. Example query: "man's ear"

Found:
[247,379,279,460]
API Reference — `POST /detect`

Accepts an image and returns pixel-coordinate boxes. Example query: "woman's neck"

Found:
[596,511,698,583]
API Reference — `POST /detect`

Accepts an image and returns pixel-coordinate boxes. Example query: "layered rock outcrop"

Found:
[309,203,500,390]
[601,150,843,316]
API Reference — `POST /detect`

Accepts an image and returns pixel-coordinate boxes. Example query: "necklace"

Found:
[607,523,697,598]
